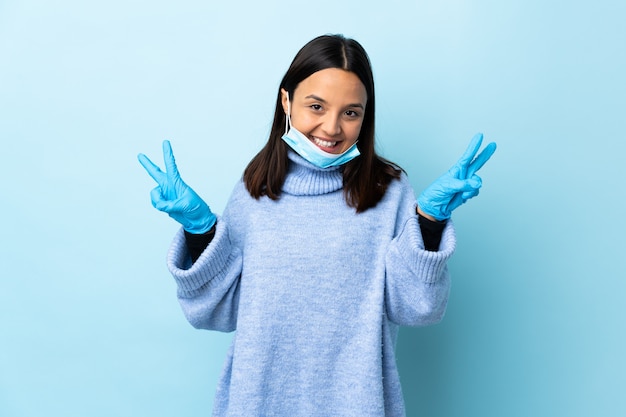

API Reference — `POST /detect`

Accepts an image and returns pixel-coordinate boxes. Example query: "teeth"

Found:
[313,137,337,148]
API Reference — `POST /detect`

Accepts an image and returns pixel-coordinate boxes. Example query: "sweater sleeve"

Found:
[167,217,243,332]
[384,210,455,327]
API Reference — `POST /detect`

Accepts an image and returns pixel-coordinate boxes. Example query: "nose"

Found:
[321,112,341,136]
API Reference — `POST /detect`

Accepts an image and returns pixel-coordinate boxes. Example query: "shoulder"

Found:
[385,170,414,197]
[222,179,253,217]
[227,178,252,202]
[373,171,417,219]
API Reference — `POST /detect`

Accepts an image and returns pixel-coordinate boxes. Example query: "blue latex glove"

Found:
[138,140,216,234]
[418,133,497,221]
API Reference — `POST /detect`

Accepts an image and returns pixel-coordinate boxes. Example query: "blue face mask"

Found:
[281,98,360,169]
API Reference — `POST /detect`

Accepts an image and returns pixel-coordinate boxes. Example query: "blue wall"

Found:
[1,1,624,416]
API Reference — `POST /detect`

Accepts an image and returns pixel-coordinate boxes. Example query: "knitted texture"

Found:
[167,151,456,416]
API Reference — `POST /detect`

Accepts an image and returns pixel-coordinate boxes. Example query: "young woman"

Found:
[138,34,496,417]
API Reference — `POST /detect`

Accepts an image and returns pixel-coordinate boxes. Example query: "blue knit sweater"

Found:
[166,151,456,416]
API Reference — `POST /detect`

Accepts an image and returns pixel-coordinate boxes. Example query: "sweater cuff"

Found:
[396,216,456,285]
[167,218,238,294]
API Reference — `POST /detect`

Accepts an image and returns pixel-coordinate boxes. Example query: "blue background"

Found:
[1,1,625,416]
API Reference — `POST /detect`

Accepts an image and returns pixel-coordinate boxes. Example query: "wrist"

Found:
[416,206,438,222]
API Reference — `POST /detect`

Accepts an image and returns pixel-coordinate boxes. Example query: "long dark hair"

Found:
[243,34,401,212]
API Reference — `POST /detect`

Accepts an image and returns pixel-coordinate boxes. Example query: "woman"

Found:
[138,34,496,417]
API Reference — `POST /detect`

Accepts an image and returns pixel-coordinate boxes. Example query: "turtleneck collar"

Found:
[282,150,344,196]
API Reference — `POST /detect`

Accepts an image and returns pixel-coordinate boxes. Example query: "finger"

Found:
[448,183,481,212]
[150,187,176,212]
[467,141,497,178]
[447,193,465,213]
[149,187,164,209]
[461,188,480,200]
[153,197,177,213]
[456,133,484,174]
[162,140,181,181]
[138,153,166,185]
[446,177,482,194]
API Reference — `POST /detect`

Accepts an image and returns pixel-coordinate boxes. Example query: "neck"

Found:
[281,150,344,196]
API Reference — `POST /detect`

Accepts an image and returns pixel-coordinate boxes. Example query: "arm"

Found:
[385,213,455,327]
[138,141,240,332]
[385,134,496,326]
[169,219,242,333]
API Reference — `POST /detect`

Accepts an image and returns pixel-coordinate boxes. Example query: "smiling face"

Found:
[282,68,368,155]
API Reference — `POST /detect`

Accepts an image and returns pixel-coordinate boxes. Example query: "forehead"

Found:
[294,68,367,104]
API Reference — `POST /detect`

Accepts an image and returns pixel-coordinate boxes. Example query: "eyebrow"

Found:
[304,94,365,109]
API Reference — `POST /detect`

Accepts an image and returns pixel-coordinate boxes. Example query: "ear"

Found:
[280,88,289,115]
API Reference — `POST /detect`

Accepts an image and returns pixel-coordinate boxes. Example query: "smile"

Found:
[312,137,337,148]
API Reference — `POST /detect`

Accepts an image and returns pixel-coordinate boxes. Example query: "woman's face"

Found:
[282,68,367,155]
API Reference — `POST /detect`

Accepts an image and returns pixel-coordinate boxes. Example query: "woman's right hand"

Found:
[138,140,216,234]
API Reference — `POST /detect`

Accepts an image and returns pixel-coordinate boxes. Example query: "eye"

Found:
[309,104,323,111]
[345,110,360,118]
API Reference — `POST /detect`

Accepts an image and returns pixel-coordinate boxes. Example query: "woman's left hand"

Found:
[417,133,497,221]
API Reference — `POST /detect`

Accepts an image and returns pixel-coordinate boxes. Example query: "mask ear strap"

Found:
[284,93,292,135]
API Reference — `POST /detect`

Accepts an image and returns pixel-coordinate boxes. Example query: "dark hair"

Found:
[243,34,402,212]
